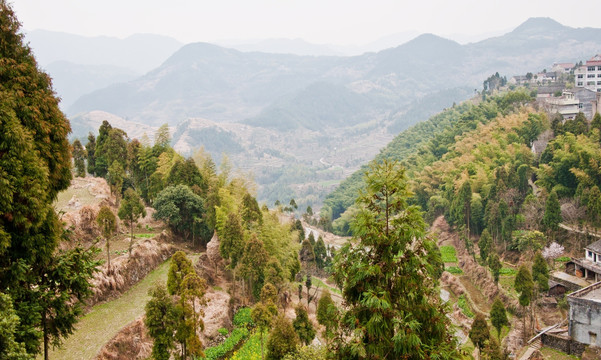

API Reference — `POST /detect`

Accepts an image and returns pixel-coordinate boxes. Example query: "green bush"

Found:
[218,328,229,336]
[202,327,249,360]
[446,266,463,275]
[233,307,253,327]
[556,256,571,262]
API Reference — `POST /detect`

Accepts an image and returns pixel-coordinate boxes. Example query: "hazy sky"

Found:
[12,0,601,45]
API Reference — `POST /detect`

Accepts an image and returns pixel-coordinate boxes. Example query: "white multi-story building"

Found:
[575,55,601,92]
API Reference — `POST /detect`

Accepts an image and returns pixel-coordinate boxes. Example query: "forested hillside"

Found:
[325,88,601,250]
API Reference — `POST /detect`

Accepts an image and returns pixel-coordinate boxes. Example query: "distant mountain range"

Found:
[68,18,601,130]
[24,30,183,109]
[33,18,601,208]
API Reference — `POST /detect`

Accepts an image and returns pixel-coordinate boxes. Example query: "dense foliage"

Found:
[0,3,99,358]
[332,160,458,359]
[324,90,534,235]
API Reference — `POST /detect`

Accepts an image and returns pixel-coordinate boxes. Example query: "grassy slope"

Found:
[46,258,173,360]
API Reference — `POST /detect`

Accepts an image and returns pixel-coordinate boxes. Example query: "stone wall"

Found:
[541,333,586,357]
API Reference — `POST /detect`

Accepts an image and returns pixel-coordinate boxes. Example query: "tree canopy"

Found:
[333,160,457,359]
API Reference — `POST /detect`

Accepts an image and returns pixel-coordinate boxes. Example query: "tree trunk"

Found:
[106,237,111,273]
[129,221,134,256]
[260,330,264,360]
[43,312,49,360]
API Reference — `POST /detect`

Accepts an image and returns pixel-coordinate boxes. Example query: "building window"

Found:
[589,251,594,258]
[598,74,601,78]
[588,74,596,78]
[588,66,596,71]
[578,82,583,86]
[598,81,601,85]
[598,66,601,71]
[588,81,596,85]
[579,103,584,109]
[578,74,584,78]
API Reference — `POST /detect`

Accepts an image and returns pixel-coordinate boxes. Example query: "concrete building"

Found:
[568,240,601,282]
[552,62,575,74]
[567,281,601,346]
[545,91,580,120]
[543,89,601,120]
[575,54,601,92]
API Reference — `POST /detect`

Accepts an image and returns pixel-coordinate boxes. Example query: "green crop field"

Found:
[45,258,174,360]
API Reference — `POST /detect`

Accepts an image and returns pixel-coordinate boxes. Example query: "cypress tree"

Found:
[333,160,459,359]
[542,190,561,232]
[0,3,98,358]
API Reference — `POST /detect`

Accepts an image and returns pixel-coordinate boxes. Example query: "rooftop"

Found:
[585,239,601,253]
[568,281,601,303]
[552,271,590,288]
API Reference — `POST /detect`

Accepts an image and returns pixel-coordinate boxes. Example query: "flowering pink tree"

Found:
[542,242,565,269]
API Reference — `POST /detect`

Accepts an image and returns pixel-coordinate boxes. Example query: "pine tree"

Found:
[292,305,315,346]
[86,133,97,176]
[479,228,492,263]
[97,206,117,272]
[488,253,502,284]
[118,188,146,256]
[532,252,549,293]
[72,139,86,177]
[145,285,177,360]
[333,160,458,359]
[0,4,99,356]
[267,315,299,360]
[542,190,561,232]
[252,302,274,360]
[239,235,269,300]
[469,313,490,351]
[515,265,534,339]
[490,298,509,340]
[167,251,194,295]
[316,290,338,346]
[314,236,327,269]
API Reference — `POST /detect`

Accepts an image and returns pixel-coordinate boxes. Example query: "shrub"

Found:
[218,328,229,336]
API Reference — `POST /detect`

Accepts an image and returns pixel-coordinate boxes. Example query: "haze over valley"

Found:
[24,18,601,210]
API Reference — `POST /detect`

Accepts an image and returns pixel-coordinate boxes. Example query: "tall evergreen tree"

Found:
[267,315,299,360]
[0,3,98,357]
[532,252,549,293]
[292,305,315,346]
[469,313,490,351]
[145,285,177,360]
[96,206,117,271]
[118,188,146,256]
[239,235,269,300]
[542,190,561,232]
[86,133,97,176]
[515,265,534,339]
[488,253,502,284]
[490,298,509,340]
[479,228,492,263]
[333,160,458,359]
[72,139,86,177]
